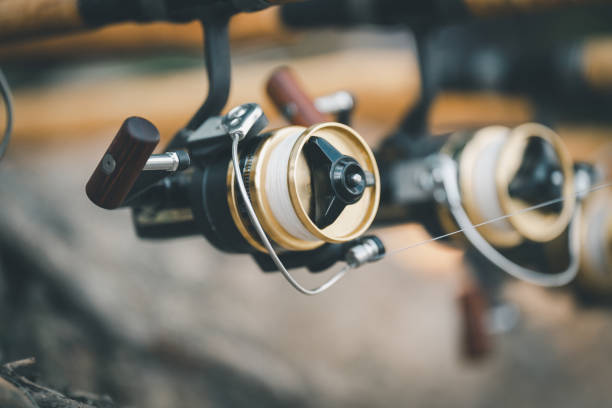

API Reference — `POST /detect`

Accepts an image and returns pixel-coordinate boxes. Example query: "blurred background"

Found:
[1,3,611,407]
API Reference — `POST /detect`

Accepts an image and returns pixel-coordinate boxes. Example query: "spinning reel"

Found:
[378,122,585,286]
[86,103,383,293]
[78,0,385,295]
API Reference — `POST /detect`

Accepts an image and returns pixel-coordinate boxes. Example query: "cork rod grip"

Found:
[266,66,330,126]
[86,117,160,210]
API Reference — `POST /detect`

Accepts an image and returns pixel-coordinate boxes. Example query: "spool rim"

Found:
[496,123,575,243]
[226,163,268,253]
[287,122,381,243]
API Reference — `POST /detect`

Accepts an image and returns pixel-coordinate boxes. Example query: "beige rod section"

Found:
[0,8,290,60]
[2,50,419,145]
[0,0,84,43]
[0,47,537,147]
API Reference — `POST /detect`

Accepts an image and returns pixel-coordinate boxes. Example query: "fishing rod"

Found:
[17,0,592,294]
[0,0,299,43]
[278,0,612,29]
[425,22,612,125]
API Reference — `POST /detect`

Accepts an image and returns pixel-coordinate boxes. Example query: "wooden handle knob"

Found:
[266,66,329,126]
[458,287,492,360]
[86,117,160,209]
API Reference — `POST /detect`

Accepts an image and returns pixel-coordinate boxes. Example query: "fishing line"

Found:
[387,181,612,257]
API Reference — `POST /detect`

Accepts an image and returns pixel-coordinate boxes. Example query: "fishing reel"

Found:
[86,103,384,293]
[378,122,583,286]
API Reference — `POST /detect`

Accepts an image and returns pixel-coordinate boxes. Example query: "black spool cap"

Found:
[304,136,375,229]
[508,137,564,213]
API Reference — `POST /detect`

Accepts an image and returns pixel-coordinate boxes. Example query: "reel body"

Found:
[378,123,575,249]
[87,104,382,275]
[438,123,575,248]
[226,123,380,253]
[377,122,581,285]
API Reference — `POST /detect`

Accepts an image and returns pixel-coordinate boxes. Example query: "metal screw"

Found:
[101,154,116,175]
[551,170,563,186]
[349,173,363,186]
[229,107,247,118]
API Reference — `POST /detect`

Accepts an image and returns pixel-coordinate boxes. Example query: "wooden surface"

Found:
[3,49,419,146]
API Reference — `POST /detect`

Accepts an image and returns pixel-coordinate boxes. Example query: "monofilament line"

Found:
[387,181,612,256]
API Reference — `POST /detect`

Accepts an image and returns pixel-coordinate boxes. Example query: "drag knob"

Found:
[507,137,564,213]
[304,136,375,228]
[86,117,160,209]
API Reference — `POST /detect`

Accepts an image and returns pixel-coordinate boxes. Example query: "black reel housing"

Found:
[128,111,378,272]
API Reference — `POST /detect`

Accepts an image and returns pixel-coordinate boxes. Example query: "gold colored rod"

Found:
[0,0,84,43]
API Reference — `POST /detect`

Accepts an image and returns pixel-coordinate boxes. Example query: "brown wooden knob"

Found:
[266,66,330,126]
[86,117,160,209]
[458,286,492,361]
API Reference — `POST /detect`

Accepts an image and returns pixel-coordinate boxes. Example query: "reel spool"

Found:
[576,189,612,294]
[227,122,380,253]
[440,123,575,248]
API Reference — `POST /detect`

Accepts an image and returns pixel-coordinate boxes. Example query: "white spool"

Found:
[583,194,611,277]
[265,131,319,242]
[469,128,515,235]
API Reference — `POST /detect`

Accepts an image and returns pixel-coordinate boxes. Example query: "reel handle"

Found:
[458,285,492,361]
[86,117,160,210]
[266,66,330,126]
